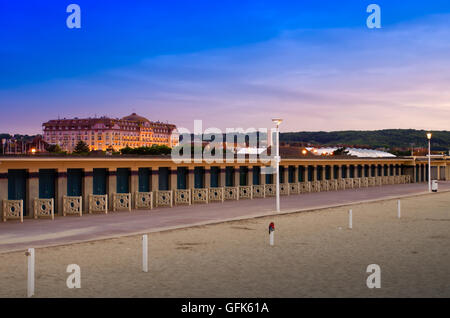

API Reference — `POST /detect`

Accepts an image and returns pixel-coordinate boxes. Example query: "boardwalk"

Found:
[1,182,449,253]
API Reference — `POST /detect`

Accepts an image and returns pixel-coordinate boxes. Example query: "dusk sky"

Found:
[1,0,450,134]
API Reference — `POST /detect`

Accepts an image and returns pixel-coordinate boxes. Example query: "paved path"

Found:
[1,182,449,253]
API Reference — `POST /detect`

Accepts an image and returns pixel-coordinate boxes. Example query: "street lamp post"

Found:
[272,118,283,212]
[427,132,432,192]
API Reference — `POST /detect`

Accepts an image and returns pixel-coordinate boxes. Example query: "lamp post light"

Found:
[272,118,283,212]
[427,132,432,192]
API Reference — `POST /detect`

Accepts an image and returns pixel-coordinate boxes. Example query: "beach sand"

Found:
[0,192,449,298]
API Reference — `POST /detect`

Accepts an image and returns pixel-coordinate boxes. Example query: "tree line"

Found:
[280,129,450,151]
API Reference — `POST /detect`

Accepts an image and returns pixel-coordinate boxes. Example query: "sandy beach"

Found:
[0,192,449,298]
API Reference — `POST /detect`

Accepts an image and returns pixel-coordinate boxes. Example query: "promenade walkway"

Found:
[1,182,449,253]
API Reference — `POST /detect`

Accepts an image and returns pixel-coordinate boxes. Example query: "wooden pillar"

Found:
[338,165,342,179]
[260,167,266,185]
[151,168,158,191]
[219,166,226,187]
[130,169,138,208]
[83,169,93,212]
[130,169,139,193]
[0,170,7,217]
[283,165,289,184]
[108,169,116,210]
[205,168,211,188]
[27,169,39,218]
[312,166,317,181]
[188,168,195,189]
[171,168,178,190]
[248,167,254,185]
[233,166,240,187]
[293,166,298,183]
[56,168,67,215]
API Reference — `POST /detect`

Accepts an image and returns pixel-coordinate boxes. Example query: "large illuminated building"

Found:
[42,113,178,152]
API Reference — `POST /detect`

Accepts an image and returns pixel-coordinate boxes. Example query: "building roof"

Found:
[309,147,396,158]
[121,113,150,123]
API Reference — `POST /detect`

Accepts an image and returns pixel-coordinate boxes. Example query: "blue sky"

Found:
[1,0,450,134]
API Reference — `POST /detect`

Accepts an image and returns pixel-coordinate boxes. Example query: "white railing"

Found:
[338,179,346,190]
[224,187,239,200]
[264,184,276,197]
[209,187,224,202]
[89,194,108,214]
[155,190,173,207]
[135,192,153,210]
[252,185,265,198]
[239,186,253,200]
[310,181,321,193]
[345,178,354,189]
[280,183,290,195]
[327,180,338,191]
[192,188,209,204]
[112,193,132,212]
[2,200,23,222]
[288,183,299,195]
[361,177,369,187]
[299,182,311,193]
[320,180,329,192]
[174,189,191,206]
[34,198,54,220]
[63,196,82,216]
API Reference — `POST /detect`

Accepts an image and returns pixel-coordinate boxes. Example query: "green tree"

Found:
[73,140,90,154]
[120,145,172,156]
[333,147,349,156]
[120,146,134,155]
[46,144,62,153]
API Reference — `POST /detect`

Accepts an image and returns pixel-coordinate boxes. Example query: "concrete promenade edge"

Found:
[0,182,449,254]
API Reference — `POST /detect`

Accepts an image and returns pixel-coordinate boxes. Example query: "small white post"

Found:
[269,222,275,246]
[26,248,35,298]
[348,209,353,229]
[142,235,148,273]
[397,200,401,219]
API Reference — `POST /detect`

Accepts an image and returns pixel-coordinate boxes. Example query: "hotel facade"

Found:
[42,113,178,152]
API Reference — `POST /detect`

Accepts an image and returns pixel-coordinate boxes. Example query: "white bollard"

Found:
[142,235,148,272]
[26,248,35,298]
[397,200,401,219]
[348,209,353,229]
[269,222,275,246]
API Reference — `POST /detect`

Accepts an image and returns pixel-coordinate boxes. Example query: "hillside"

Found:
[280,129,450,151]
